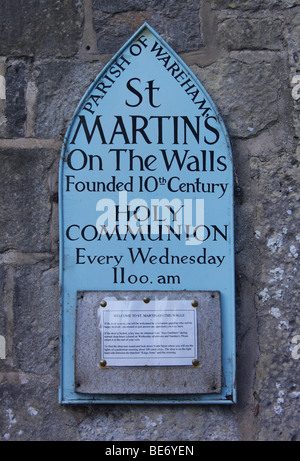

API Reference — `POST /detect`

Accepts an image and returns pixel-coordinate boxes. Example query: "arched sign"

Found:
[59,23,235,404]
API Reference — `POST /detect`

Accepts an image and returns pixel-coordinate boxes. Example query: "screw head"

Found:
[100,300,107,308]
[192,359,199,367]
[191,300,198,308]
[99,359,107,367]
[143,297,150,304]
[234,186,243,197]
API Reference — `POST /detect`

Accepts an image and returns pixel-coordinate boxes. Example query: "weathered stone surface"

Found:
[232,120,300,440]
[93,0,149,13]
[13,263,59,375]
[0,0,84,58]
[210,0,300,10]
[217,17,283,50]
[0,58,5,137]
[93,0,203,54]
[4,59,28,138]
[0,378,239,441]
[0,381,78,441]
[192,55,281,138]
[0,266,7,370]
[0,149,57,253]
[77,405,239,441]
[285,8,300,137]
[0,266,7,329]
[34,60,101,138]
[285,8,300,72]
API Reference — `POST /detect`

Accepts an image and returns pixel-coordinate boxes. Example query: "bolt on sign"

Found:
[59,24,236,404]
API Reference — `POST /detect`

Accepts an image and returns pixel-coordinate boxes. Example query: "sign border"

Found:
[59,22,236,404]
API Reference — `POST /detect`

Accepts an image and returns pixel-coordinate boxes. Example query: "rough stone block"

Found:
[93,0,203,54]
[0,0,84,58]
[217,18,283,50]
[0,266,7,330]
[93,0,148,13]
[0,381,78,441]
[77,405,240,441]
[285,10,300,72]
[13,263,59,375]
[0,148,57,253]
[193,56,281,138]
[5,59,28,138]
[0,266,7,369]
[34,60,101,139]
[210,0,300,10]
[285,9,300,136]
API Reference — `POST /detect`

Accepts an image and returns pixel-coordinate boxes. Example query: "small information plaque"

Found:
[99,299,197,367]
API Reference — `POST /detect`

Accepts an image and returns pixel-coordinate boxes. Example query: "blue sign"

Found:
[59,23,235,403]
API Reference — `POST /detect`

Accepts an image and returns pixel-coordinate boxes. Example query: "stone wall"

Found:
[0,0,299,441]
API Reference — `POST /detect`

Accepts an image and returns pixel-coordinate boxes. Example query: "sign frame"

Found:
[74,290,222,396]
[59,23,236,404]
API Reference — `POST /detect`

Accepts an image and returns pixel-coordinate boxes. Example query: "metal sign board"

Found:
[75,291,221,395]
[59,23,236,404]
